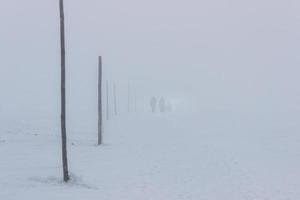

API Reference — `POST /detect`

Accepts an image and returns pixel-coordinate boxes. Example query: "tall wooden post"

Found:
[106,80,110,120]
[98,56,102,145]
[59,0,69,182]
[113,83,118,115]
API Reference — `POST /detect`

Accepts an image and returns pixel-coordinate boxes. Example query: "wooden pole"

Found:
[113,83,118,115]
[59,0,69,182]
[98,56,102,145]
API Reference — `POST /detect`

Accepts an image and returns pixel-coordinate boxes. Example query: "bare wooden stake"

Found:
[98,56,102,145]
[59,0,69,182]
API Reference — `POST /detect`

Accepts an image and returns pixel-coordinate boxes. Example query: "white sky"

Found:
[1,0,300,120]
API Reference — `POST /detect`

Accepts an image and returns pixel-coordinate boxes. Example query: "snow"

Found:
[1,111,300,200]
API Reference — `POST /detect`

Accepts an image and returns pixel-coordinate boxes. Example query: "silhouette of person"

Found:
[150,97,157,112]
[159,97,166,112]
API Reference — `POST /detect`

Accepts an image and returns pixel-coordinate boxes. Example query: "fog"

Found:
[2,1,300,199]
[1,0,300,129]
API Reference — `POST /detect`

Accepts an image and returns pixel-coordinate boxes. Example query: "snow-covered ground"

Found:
[1,111,300,200]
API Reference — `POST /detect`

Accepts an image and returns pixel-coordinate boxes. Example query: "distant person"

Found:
[159,97,166,112]
[150,97,157,112]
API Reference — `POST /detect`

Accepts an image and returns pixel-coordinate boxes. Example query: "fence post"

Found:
[98,56,102,145]
[59,0,69,182]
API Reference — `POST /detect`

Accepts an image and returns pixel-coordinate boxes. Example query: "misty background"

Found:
[1,0,300,133]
